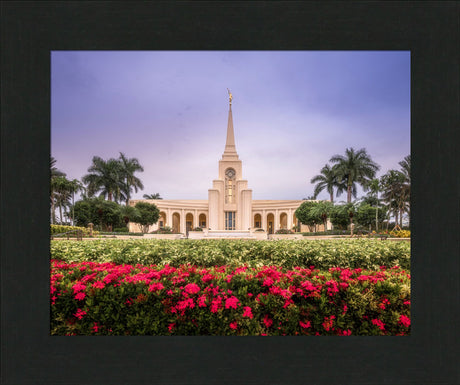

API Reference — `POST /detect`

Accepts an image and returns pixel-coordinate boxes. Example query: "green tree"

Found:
[310,164,344,203]
[134,202,160,233]
[119,152,144,205]
[82,156,125,203]
[50,157,66,224]
[67,179,85,226]
[72,197,124,231]
[398,155,411,225]
[52,176,72,224]
[143,193,162,199]
[330,202,356,234]
[329,148,380,203]
[295,201,323,232]
[310,201,334,231]
[355,202,387,231]
[365,178,382,231]
[380,170,407,228]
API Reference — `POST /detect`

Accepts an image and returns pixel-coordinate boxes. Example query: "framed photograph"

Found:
[2,2,458,384]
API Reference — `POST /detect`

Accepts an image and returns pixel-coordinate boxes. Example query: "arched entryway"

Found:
[172,213,180,233]
[293,214,299,232]
[199,213,207,228]
[280,212,287,229]
[186,213,194,236]
[158,212,166,229]
[267,213,274,234]
[254,213,262,229]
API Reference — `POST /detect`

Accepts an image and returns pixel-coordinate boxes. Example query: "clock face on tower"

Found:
[225,168,235,179]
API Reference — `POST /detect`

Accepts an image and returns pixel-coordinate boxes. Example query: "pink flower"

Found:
[229,321,238,330]
[242,306,253,319]
[263,314,273,328]
[92,281,105,289]
[342,304,348,314]
[148,282,164,293]
[263,277,274,287]
[322,315,336,331]
[299,320,311,329]
[92,322,99,332]
[184,283,200,294]
[339,329,352,336]
[210,297,222,313]
[168,323,175,333]
[72,282,86,293]
[399,314,410,327]
[197,295,207,307]
[74,308,87,320]
[371,318,386,331]
[403,300,411,306]
[225,296,239,309]
[75,292,86,301]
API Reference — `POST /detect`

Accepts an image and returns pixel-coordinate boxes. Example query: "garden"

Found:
[50,239,411,336]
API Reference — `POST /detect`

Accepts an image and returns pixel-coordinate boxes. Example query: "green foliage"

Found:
[51,238,411,270]
[134,202,160,233]
[355,203,387,229]
[72,197,124,231]
[329,203,355,229]
[50,224,99,236]
[295,201,323,229]
[275,229,293,234]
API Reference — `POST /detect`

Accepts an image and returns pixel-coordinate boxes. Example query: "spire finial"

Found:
[227,88,233,105]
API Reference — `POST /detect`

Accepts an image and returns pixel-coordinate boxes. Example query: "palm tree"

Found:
[82,156,125,202]
[365,178,381,231]
[380,170,406,228]
[50,157,66,224]
[143,193,162,200]
[119,152,144,205]
[329,147,380,203]
[52,176,72,224]
[398,155,411,225]
[67,179,85,226]
[310,164,344,202]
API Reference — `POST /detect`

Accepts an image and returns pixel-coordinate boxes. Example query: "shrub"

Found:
[50,239,411,270]
[390,230,410,238]
[275,229,293,234]
[113,227,129,233]
[151,226,173,234]
[50,224,99,237]
[50,260,410,336]
[192,227,203,231]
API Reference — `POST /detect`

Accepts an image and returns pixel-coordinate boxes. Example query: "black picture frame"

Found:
[1,2,458,384]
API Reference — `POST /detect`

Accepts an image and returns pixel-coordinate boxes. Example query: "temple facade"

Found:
[128,95,326,236]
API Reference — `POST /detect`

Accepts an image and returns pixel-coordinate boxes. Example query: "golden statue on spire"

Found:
[227,88,233,105]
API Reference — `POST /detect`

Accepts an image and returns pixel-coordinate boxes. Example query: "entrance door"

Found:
[225,212,236,230]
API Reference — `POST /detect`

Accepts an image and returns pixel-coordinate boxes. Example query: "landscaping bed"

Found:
[51,239,410,270]
[51,260,410,336]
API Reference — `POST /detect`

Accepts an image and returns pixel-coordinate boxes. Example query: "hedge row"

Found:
[51,260,410,336]
[50,239,410,270]
[51,224,99,236]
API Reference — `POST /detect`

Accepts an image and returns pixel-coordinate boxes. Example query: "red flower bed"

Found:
[51,260,410,336]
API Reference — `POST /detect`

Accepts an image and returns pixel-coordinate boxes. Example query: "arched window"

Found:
[225,168,236,203]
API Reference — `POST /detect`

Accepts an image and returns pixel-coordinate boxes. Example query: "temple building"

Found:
[128,92,327,237]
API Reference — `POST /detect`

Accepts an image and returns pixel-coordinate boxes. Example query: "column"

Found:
[180,209,185,234]
[262,210,267,231]
[275,209,280,232]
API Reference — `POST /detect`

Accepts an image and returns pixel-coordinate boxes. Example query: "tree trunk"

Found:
[330,193,334,203]
[108,191,113,201]
[347,185,352,203]
[51,198,55,224]
[59,203,63,225]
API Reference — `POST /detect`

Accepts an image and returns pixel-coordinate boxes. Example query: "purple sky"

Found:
[51,51,410,201]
